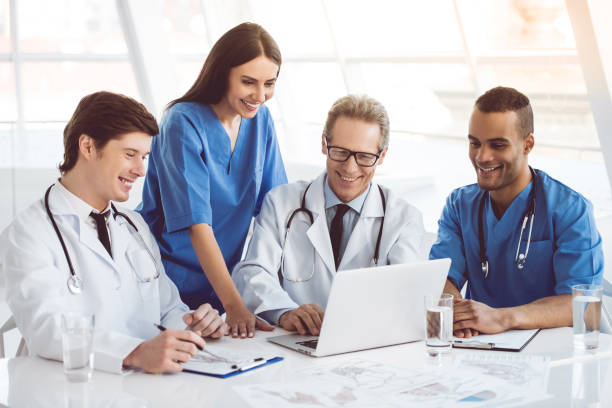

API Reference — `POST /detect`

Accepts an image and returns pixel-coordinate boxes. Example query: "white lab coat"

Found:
[0,182,189,374]
[232,172,425,323]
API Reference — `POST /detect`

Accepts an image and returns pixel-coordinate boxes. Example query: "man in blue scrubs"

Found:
[429,86,603,338]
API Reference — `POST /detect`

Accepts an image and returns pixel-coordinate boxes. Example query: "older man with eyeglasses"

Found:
[232,94,424,336]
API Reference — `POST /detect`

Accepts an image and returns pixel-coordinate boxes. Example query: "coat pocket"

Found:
[126,249,160,300]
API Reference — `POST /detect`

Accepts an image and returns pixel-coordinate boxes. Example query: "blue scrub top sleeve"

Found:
[429,193,468,291]
[157,111,212,233]
[254,116,287,217]
[552,198,604,294]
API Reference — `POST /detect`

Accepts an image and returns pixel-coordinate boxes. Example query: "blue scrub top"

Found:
[429,169,603,308]
[137,102,287,311]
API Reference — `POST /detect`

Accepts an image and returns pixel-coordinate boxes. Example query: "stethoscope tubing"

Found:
[45,185,77,280]
[44,184,158,294]
[478,167,538,277]
[280,182,386,283]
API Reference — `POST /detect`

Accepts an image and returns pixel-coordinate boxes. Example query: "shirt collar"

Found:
[324,174,371,214]
[55,180,111,223]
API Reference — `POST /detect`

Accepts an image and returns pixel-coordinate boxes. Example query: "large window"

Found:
[2,0,611,231]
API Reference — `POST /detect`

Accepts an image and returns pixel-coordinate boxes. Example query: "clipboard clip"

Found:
[453,341,494,349]
[232,357,266,371]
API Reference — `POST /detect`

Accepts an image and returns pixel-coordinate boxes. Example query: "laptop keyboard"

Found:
[296,339,318,349]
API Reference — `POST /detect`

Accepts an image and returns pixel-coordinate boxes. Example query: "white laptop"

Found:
[267,258,450,357]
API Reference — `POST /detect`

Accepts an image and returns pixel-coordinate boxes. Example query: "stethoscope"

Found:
[279,182,386,283]
[44,184,160,295]
[478,167,537,278]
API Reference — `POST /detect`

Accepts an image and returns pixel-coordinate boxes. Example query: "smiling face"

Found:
[322,116,387,203]
[84,131,152,209]
[468,107,534,203]
[221,55,279,118]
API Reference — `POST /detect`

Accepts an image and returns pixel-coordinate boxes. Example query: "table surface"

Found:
[2,327,611,407]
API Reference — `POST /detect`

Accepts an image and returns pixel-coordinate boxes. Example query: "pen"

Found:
[154,323,203,351]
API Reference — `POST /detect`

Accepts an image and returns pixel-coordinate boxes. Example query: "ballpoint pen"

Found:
[155,324,267,370]
[154,323,204,351]
[155,323,241,363]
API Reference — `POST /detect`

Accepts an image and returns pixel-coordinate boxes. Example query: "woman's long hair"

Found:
[168,22,281,109]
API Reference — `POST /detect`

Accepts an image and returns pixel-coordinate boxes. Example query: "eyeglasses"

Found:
[326,145,381,167]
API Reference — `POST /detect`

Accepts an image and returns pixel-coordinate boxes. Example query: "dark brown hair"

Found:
[168,22,281,109]
[475,86,534,137]
[59,91,158,174]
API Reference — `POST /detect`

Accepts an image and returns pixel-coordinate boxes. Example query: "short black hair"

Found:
[475,86,533,138]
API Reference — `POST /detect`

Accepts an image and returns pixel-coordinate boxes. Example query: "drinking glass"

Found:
[424,293,453,356]
[61,313,95,382]
[572,284,603,350]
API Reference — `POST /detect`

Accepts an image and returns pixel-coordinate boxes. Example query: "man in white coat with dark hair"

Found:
[0,91,227,374]
[233,94,424,336]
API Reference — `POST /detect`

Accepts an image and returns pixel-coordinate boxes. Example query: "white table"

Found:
[2,327,611,407]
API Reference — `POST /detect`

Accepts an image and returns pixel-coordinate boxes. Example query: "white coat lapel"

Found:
[307,215,335,275]
[47,183,115,268]
[79,220,115,267]
[305,174,336,274]
[339,183,385,269]
[108,212,130,268]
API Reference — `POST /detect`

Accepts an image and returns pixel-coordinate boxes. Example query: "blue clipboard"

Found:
[182,356,284,378]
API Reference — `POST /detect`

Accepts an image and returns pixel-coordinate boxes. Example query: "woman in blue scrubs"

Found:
[138,23,287,338]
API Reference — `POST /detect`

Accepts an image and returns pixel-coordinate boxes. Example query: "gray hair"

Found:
[323,94,390,151]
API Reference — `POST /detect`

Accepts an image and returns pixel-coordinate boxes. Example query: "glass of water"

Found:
[61,313,95,382]
[572,284,603,350]
[424,293,453,356]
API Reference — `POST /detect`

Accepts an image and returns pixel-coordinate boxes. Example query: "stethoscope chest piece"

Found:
[481,260,489,278]
[516,253,526,270]
[67,275,83,295]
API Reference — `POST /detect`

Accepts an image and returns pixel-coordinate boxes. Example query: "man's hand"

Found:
[453,299,510,336]
[441,280,480,337]
[183,303,228,338]
[123,330,205,373]
[279,304,325,335]
[225,303,274,338]
[454,327,480,338]
[452,298,479,338]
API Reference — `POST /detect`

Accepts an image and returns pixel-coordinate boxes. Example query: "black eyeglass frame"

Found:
[326,145,382,167]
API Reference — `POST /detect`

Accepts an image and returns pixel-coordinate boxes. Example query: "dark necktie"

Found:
[90,211,112,258]
[330,204,350,270]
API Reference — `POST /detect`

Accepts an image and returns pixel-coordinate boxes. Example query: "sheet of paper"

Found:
[453,353,550,394]
[453,329,539,349]
[182,343,277,376]
[233,357,551,408]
